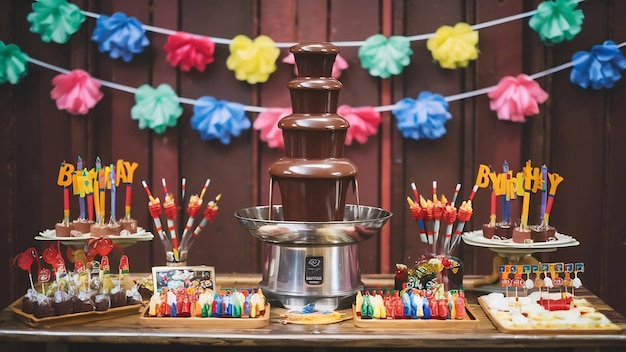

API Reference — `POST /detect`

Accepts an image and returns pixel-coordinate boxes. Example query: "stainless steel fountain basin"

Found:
[234,204,392,246]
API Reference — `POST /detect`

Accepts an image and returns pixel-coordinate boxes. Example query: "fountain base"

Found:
[235,205,391,310]
[260,242,362,311]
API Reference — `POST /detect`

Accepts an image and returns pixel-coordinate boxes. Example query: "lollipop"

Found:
[13,247,38,290]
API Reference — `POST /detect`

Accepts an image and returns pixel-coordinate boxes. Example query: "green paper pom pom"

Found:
[0,41,29,84]
[27,0,85,44]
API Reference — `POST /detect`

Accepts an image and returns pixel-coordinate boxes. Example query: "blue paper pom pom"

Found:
[91,12,150,62]
[570,40,626,89]
[392,91,452,140]
[191,96,251,144]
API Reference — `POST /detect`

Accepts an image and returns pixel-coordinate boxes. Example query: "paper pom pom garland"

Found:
[570,40,626,89]
[226,35,280,84]
[528,0,584,44]
[164,32,216,72]
[253,108,291,149]
[190,96,251,144]
[427,22,479,69]
[50,69,103,115]
[0,41,29,84]
[338,105,381,145]
[8,2,626,144]
[358,34,413,78]
[27,0,85,44]
[131,84,183,134]
[488,74,549,122]
[91,12,150,62]
[393,92,452,140]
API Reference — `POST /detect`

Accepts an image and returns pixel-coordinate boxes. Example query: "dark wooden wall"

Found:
[1,0,625,318]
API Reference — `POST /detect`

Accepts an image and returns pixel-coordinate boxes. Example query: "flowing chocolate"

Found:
[269,43,358,222]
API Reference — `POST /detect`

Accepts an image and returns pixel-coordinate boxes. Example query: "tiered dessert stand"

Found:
[461,230,579,290]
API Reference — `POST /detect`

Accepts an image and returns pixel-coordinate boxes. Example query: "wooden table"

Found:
[0,274,624,352]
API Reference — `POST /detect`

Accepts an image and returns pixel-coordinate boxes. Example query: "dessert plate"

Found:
[35,228,153,248]
[462,230,579,250]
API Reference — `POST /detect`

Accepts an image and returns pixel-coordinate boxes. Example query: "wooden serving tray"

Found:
[139,304,270,329]
[352,303,479,329]
[10,297,143,328]
[477,296,623,334]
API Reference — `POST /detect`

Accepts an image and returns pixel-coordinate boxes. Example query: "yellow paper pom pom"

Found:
[427,22,479,69]
[226,35,280,84]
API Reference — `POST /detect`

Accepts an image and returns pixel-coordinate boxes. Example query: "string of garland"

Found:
[2,40,623,147]
[24,0,585,81]
[2,0,625,146]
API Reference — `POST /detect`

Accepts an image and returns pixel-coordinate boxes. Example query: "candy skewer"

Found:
[184,194,222,251]
[442,204,457,255]
[180,179,211,249]
[162,178,180,262]
[432,199,443,255]
[142,181,171,251]
[406,197,428,255]
[450,200,473,252]
[451,183,461,206]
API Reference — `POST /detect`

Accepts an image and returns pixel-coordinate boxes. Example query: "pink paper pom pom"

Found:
[488,74,548,122]
[253,108,291,149]
[282,53,349,78]
[164,32,216,72]
[50,69,103,115]
[338,105,381,145]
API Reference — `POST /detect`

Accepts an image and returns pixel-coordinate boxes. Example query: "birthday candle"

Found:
[99,167,106,225]
[109,164,116,223]
[502,161,510,223]
[124,181,132,219]
[94,157,101,223]
[540,165,547,224]
[490,189,496,227]
[77,156,85,219]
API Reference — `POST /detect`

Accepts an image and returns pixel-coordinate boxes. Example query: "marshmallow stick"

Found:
[162,178,180,262]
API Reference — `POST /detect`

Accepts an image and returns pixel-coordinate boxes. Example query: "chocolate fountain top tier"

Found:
[279,42,349,159]
[290,42,340,78]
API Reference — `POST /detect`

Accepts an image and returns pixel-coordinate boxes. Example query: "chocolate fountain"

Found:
[235,42,391,310]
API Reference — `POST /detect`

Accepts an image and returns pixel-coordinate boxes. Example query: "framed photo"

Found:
[151,265,215,293]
